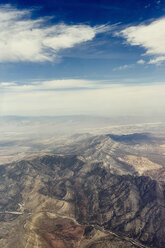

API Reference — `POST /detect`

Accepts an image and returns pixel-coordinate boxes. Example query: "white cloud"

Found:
[137,59,145,64]
[1,82,17,86]
[0,5,109,63]
[0,79,102,92]
[120,17,165,65]
[113,64,134,71]
[148,56,165,65]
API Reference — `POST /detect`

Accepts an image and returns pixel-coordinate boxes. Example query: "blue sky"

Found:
[0,0,165,117]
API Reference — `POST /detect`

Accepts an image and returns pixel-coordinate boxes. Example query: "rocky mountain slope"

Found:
[0,133,165,248]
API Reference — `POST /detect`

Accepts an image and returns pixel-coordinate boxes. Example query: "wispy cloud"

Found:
[113,64,134,71]
[0,79,109,92]
[148,56,165,65]
[137,59,145,64]
[0,5,109,63]
[0,79,130,94]
[119,17,165,65]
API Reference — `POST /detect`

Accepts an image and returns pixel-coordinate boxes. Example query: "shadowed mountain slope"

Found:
[0,152,165,248]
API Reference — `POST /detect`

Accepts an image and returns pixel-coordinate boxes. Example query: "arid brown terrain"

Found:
[0,132,165,248]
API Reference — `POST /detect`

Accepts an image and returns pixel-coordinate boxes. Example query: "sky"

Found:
[0,0,165,117]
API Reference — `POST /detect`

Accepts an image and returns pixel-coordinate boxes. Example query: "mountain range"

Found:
[0,132,165,248]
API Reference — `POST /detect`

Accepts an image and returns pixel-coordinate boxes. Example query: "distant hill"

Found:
[107,133,154,144]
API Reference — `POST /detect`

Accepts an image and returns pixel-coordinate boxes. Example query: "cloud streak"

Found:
[0,79,106,92]
[0,5,109,63]
[120,17,165,65]
[113,64,134,71]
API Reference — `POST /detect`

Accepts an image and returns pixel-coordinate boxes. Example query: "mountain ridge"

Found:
[0,147,165,248]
